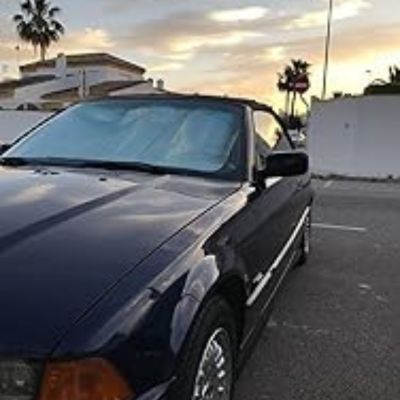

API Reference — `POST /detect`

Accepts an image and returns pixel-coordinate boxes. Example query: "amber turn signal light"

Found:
[38,358,133,400]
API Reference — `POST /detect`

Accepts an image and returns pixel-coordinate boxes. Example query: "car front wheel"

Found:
[170,297,237,400]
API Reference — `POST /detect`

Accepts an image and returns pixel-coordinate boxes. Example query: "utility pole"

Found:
[322,0,333,100]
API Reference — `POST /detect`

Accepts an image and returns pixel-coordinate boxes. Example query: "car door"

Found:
[243,109,306,313]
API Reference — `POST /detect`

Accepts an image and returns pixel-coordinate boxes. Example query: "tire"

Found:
[169,296,237,400]
[297,212,311,267]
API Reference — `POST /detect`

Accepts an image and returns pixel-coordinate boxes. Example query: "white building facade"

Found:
[0,53,164,110]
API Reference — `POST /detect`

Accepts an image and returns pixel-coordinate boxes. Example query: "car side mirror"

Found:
[0,143,11,155]
[263,151,309,178]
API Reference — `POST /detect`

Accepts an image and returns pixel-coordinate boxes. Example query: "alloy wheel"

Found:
[192,327,233,400]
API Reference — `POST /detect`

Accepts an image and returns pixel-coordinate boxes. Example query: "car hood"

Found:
[0,166,239,357]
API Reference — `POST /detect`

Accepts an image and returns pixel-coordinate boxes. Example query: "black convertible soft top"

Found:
[87,92,274,113]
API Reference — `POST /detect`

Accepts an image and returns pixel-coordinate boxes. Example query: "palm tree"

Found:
[277,65,295,116]
[277,59,311,118]
[13,0,65,62]
[290,59,311,116]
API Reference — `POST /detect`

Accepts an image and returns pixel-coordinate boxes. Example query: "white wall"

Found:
[309,96,400,179]
[1,66,146,109]
[0,75,80,109]
[13,75,78,102]
[0,110,52,143]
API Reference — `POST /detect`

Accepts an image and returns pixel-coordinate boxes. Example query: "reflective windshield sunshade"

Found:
[0,361,41,400]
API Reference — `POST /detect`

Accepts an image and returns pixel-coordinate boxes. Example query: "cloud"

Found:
[179,62,281,106]
[117,10,268,61]
[114,0,371,66]
[0,27,114,61]
[265,46,286,62]
[177,21,400,106]
[0,26,115,79]
[1,0,396,105]
[279,23,400,65]
[210,7,269,22]
[106,3,394,104]
[287,0,371,29]
[101,0,183,14]
[166,52,194,61]
[149,61,184,73]
[52,28,114,55]
[0,15,35,78]
[169,30,263,53]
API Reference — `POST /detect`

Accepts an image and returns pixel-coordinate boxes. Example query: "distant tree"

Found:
[364,65,400,95]
[277,59,311,118]
[389,65,400,84]
[13,0,65,61]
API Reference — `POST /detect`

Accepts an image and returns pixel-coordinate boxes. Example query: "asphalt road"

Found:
[234,179,400,400]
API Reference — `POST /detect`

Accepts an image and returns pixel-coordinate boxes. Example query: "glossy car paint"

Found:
[0,96,313,400]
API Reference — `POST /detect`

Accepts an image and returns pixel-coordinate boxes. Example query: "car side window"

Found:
[253,111,290,170]
[254,111,281,150]
[275,127,292,151]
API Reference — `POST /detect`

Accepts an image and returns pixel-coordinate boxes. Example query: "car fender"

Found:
[169,253,248,355]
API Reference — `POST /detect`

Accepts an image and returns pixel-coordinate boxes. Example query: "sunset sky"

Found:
[1,0,400,109]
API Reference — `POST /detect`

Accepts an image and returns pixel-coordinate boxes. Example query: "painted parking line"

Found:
[313,223,368,233]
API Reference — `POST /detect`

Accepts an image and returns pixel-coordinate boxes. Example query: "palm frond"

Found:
[13,14,24,23]
[35,0,49,16]
[48,6,61,18]
[20,0,34,16]
[50,20,64,34]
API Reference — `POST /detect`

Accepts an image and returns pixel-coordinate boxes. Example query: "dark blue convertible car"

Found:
[0,95,313,400]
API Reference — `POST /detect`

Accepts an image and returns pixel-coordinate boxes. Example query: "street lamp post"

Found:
[322,0,333,100]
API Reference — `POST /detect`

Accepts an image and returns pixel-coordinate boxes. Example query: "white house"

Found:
[0,52,165,111]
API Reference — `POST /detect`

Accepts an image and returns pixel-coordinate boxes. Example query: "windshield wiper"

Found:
[0,157,172,175]
[0,157,74,168]
[65,160,171,175]
[0,157,30,166]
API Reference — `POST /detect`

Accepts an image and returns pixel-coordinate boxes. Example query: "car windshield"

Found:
[2,99,245,180]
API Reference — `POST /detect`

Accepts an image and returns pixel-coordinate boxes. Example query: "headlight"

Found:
[38,358,134,400]
[0,360,42,400]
